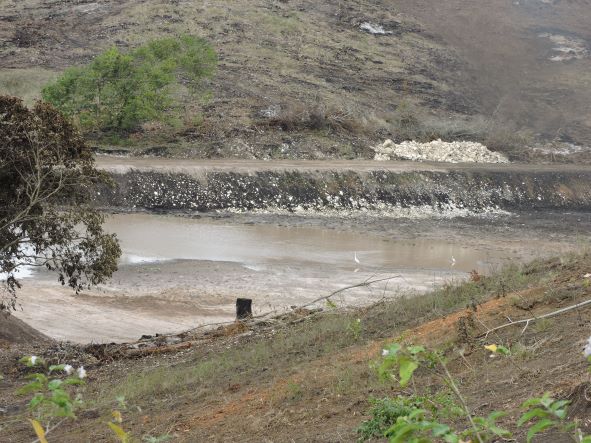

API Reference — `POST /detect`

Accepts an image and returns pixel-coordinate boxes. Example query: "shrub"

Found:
[357,397,422,442]
[42,35,216,134]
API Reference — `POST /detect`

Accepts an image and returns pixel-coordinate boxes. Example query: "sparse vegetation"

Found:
[96,260,543,406]
[2,253,591,441]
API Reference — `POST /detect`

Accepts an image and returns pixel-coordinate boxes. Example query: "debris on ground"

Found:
[373,138,509,163]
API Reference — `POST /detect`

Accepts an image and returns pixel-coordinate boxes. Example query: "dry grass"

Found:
[3,253,590,442]
[101,260,546,405]
[0,69,57,105]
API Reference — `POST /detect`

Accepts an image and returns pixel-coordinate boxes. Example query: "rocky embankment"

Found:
[95,160,591,215]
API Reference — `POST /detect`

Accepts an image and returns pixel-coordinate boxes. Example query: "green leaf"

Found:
[496,345,511,355]
[539,393,554,409]
[526,418,556,443]
[48,379,64,390]
[25,373,48,384]
[489,425,512,437]
[49,364,66,373]
[29,393,45,409]
[398,356,419,387]
[518,408,549,426]
[407,345,425,355]
[430,422,452,437]
[442,433,460,443]
[387,343,402,356]
[521,397,544,409]
[17,381,44,395]
[63,378,85,386]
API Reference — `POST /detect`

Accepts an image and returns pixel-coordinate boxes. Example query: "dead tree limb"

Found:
[300,275,402,309]
[481,297,591,338]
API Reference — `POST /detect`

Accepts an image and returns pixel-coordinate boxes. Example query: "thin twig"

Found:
[300,275,402,309]
[481,298,591,337]
[436,353,484,443]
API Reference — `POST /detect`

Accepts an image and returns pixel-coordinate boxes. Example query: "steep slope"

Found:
[394,0,591,151]
[1,0,589,159]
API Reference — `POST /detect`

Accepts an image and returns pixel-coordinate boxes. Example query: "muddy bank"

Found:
[96,160,591,213]
[14,210,591,343]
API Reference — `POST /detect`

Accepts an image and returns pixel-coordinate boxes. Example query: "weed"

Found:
[286,381,303,401]
[357,397,422,442]
[347,318,363,341]
[533,318,554,333]
[511,342,535,361]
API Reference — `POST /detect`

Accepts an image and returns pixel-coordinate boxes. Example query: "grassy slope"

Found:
[2,253,591,441]
[0,0,464,159]
[2,0,589,160]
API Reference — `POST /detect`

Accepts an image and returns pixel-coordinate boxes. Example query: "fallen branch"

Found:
[300,275,402,309]
[125,341,193,358]
[480,298,591,337]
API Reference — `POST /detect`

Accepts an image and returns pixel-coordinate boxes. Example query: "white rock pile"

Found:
[372,139,509,163]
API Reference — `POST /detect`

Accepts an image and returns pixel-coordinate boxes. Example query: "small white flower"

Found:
[63,364,74,375]
[77,366,87,379]
[382,349,390,356]
[30,356,38,365]
[583,336,591,358]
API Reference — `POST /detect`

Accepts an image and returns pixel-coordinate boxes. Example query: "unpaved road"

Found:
[96,156,591,174]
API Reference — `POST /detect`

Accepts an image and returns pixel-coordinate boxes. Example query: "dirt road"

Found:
[96,156,591,175]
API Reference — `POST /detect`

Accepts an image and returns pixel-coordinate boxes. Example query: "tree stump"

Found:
[236,298,252,320]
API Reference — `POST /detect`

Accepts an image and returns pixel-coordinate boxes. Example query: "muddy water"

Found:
[108,213,504,274]
[14,212,587,343]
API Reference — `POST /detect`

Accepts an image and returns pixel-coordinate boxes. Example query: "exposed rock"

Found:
[359,22,391,35]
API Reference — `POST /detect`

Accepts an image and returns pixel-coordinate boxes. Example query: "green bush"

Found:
[357,397,422,442]
[42,35,216,134]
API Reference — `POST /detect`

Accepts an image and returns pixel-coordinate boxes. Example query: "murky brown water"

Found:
[107,213,510,274]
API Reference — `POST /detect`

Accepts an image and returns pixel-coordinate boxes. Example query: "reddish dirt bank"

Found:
[2,255,591,442]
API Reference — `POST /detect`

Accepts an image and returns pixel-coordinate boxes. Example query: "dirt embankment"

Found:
[96,160,591,214]
[2,255,591,442]
[0,314,50,345]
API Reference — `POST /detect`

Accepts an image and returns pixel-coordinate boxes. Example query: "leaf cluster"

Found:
[366,342,591,442]
[17,360,84,420]
[42,35,217,133]
[0,97,121,311]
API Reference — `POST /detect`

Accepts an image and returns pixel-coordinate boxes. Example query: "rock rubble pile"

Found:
[373,139,509,163]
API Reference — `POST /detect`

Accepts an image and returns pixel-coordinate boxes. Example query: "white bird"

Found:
[354,251,360,264]
[450,256,456,267]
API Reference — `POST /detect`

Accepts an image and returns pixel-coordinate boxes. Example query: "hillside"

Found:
[2,254,591,441]
[1,0,590,160]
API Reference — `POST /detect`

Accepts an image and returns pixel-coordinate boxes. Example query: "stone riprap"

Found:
[95,166,591,215]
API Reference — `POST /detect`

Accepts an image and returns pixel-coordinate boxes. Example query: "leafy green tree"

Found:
[42,35,216,133]
[0,96,121,311]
